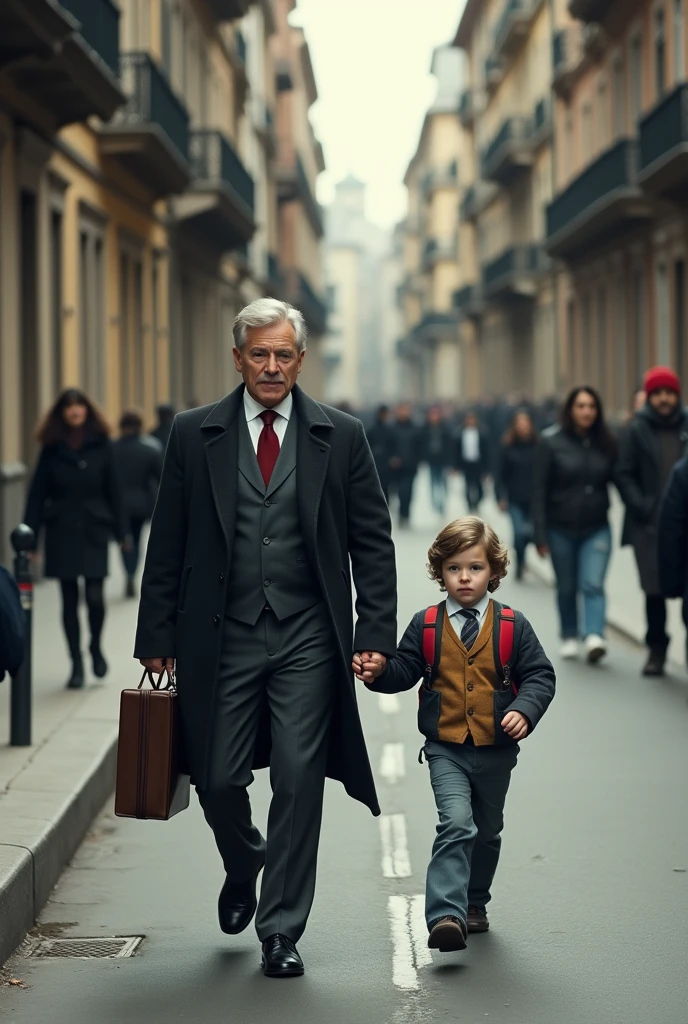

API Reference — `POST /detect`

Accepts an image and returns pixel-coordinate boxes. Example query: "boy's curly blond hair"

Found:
[427,516,509,593]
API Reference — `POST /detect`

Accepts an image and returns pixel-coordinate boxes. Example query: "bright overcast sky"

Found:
[291,0,467,230]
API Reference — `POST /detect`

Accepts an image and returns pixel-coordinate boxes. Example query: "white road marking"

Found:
[387,894,431,991]
[380,742,406,784]
[378,693,400,715]
[380,813,412,878]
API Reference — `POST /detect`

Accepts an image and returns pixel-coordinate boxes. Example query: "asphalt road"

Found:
[2,480,688,1024]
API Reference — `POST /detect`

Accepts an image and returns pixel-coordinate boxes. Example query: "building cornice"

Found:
[453,0,482,50]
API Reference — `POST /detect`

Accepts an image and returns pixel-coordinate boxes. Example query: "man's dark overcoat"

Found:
[134,384,397,815]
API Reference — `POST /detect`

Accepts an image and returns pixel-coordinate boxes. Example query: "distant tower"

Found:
[334,174,366,219]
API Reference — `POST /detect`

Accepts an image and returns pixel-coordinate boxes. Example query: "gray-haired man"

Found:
[134,299,397,977]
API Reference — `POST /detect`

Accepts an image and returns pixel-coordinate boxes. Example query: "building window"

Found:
[655,7,667,98]
[79,208,106,403]
[630,36,643,121]
[675,0,685,80]
[613,58,625,136]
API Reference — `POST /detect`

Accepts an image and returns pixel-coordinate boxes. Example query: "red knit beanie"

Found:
[644,365,681,396]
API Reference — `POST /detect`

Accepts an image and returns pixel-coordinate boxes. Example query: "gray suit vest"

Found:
[226,410,320,625]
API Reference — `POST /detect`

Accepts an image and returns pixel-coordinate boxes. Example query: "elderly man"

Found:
[134,298,396,978]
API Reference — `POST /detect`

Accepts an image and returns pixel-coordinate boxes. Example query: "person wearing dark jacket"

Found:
[355,516,555,948]
[421,406,454,516]
[0,565,26,682]
[365,404,396,502]
[24,389,128,689]
[149,403,175,449]
[456,412,490,513]
[496,410,539,580]
[113,410,163,598]
[616,366,688,676]
[389,402,422,527]
[657,455,688,663]
[533,387,617,664]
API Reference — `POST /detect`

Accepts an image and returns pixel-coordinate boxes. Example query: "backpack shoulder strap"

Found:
[422,602,444,678]
[495,603,518,694]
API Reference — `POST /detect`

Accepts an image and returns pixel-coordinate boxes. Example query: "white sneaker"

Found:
[560,639,579,660]
[585,634,606,664]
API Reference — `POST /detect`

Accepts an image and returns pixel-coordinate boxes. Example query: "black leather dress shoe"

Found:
[218,858,265,935]
[261,934,304,978]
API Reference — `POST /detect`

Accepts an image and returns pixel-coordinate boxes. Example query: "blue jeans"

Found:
[508,503,533,567]
[547,524,612,639]
[429,464,447,515]
[424,740,519,928]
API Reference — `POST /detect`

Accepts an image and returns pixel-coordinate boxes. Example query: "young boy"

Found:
[354,516,555,952]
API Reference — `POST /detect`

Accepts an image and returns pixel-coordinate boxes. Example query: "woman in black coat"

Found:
[496,409,539,580]
[24,389,127,689]
[532,386,617,665]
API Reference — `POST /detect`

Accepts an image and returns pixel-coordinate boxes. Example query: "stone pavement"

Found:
[0,546,140,964]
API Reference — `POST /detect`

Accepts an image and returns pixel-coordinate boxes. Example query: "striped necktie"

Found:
[459,608,480,651]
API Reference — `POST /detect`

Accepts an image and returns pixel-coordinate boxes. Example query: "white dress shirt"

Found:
[461,426,480,463]
[243,389,293,453]
[446,591,491,641]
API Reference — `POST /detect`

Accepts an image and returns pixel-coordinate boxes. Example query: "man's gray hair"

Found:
[232,297,308,352]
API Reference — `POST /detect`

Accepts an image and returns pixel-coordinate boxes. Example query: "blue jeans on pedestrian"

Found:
[429,464,447,515]
[508,503,533,568]
[424,740,519,929]
[547,524,612,640]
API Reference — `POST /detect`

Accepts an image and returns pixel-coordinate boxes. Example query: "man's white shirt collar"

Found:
[243,389,293,423]
[446,591,491,623]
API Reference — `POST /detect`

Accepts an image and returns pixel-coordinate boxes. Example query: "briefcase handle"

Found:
[138,665,177,693]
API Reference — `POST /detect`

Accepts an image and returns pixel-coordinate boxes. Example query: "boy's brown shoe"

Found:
[467,905,489,933]
[427,916,467,952]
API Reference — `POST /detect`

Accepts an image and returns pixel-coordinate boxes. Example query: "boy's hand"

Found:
[352,651,387,684]
[501,710,529,740]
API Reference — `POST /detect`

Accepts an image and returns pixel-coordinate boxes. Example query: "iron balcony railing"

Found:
[481,116,531,177]
[190,130,255,213]
[568,0,616,21]
[117,52,189,162]
[494,0,534,55]
[482,244,544,288]
[546,139,639,239]
[453,284,481,309]
[59,0,120,74]
[639,83,688,174]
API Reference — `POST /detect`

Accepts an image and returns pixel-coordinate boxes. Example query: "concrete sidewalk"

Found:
[0,546,139,965]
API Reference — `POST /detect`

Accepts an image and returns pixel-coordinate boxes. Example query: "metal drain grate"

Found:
[29,936,143,959]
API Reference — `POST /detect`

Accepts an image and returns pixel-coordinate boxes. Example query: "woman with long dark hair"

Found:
[532,386,617,663]
[496,409,539,580]
[25,389,128,688]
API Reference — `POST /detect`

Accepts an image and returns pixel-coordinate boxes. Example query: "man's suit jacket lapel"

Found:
[293,385,333,557]
[201,386,243,554]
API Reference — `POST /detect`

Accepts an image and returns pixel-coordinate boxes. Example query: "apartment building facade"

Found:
[0,0,325,563]
[397,45,464,402]
[547,0,688,415]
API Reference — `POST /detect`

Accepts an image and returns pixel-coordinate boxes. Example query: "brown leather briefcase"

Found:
[114,668,190,820]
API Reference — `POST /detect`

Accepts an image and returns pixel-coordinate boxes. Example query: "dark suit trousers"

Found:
[197,605,336,943]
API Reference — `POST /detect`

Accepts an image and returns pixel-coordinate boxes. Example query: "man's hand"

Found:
[139,657,175,678]
[501,710,529,740]
[536,545,549,558]
[352,651,387,684]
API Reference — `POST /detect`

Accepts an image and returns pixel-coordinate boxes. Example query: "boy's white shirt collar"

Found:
[446,591,491,623]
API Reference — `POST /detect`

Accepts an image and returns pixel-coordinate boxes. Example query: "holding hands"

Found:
[352,650,387,683]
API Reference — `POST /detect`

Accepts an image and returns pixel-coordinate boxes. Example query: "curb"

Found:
[0,732,117,968]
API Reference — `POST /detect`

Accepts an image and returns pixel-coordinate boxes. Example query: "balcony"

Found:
[482,244,547,301]
[459,89,475,128]
[422,162,459,195]
[412,311,459,344]
[546,139,651,260]
[207,0,256,20]
[531,97,553,146]
[277,153,324,238]
[0,0,125,128]
[174,130,255,251]
[422,237,457,270]
[494,0,538,62]
[485,56,505,93]
[99,53,190,196]
[568,0,615,21]
[282,269,327,336]
[638,83,688,199]
[552,26,585,97]
[453,284,484,319]
[481,116,533,184]
[460,181,497,222]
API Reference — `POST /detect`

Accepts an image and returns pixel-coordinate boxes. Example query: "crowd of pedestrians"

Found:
[363,365,688,675]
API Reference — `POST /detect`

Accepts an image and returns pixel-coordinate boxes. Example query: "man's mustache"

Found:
[257,373,287,384]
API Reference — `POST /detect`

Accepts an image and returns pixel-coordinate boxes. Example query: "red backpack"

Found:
[421,602,518,695]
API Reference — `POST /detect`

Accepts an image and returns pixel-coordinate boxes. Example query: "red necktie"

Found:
[257,410,280,487]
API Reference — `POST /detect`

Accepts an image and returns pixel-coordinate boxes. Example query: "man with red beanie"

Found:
[617,366,688,675]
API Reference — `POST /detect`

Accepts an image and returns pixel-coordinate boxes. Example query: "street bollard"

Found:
[10,524,35,747]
